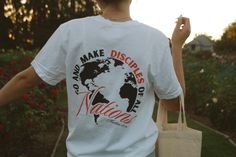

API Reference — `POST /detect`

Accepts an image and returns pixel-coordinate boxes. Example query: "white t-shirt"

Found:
[31,15,182,157]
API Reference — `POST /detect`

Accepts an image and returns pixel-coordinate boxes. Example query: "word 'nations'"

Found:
[76,87,137,125]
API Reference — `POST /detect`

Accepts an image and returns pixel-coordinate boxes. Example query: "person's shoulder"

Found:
[137,22,168,40]
[66,16,95,24]
[135,22,164,35]
[54,16,99,34]
[136,22,169,45]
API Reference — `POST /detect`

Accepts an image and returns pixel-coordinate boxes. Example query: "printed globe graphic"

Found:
[79,58,138,123]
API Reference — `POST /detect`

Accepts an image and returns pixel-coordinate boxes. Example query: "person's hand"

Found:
[171,16,191,47]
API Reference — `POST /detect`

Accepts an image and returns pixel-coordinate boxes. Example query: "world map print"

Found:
[79,58,138,123]
[72,49,145,127]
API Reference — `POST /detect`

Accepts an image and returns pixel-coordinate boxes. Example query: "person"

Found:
[0,0,190,156]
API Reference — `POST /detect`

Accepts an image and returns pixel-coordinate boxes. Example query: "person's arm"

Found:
[160,16,191,112]
[0,66,42,106]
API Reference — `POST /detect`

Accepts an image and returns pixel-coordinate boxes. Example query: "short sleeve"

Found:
[150,38,182,99]
[31,24,67,86]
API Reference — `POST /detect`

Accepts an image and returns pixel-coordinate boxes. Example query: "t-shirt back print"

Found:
[71,49,145,128]
[31,16,183,157]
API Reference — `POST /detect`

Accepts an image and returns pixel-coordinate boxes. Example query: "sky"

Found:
[130,0,236,42]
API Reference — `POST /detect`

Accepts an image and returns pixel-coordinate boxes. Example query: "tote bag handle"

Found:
[156,92,187,130]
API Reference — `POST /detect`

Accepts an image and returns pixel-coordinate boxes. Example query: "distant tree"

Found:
[30,0,100,48]
[0,0,99,50]
[214,21,236,54]
[0,0,13,49]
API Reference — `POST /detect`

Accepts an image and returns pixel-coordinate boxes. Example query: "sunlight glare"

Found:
[131,0,236,42]
[20,0,27,5]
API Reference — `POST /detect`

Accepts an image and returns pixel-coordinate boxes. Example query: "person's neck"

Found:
[101,5,132,22]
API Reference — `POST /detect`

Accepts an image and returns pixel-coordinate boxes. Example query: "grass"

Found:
[188,118,236,157]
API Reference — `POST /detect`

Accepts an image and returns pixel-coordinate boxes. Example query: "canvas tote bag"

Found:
[156,93,202,157]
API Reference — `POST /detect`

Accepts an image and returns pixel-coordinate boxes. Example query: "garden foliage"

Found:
[0,49,67,156]
[184,51,236,131]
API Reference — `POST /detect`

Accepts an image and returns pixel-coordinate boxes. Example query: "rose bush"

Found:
[184,51,236,131]
[0,49,67,156]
